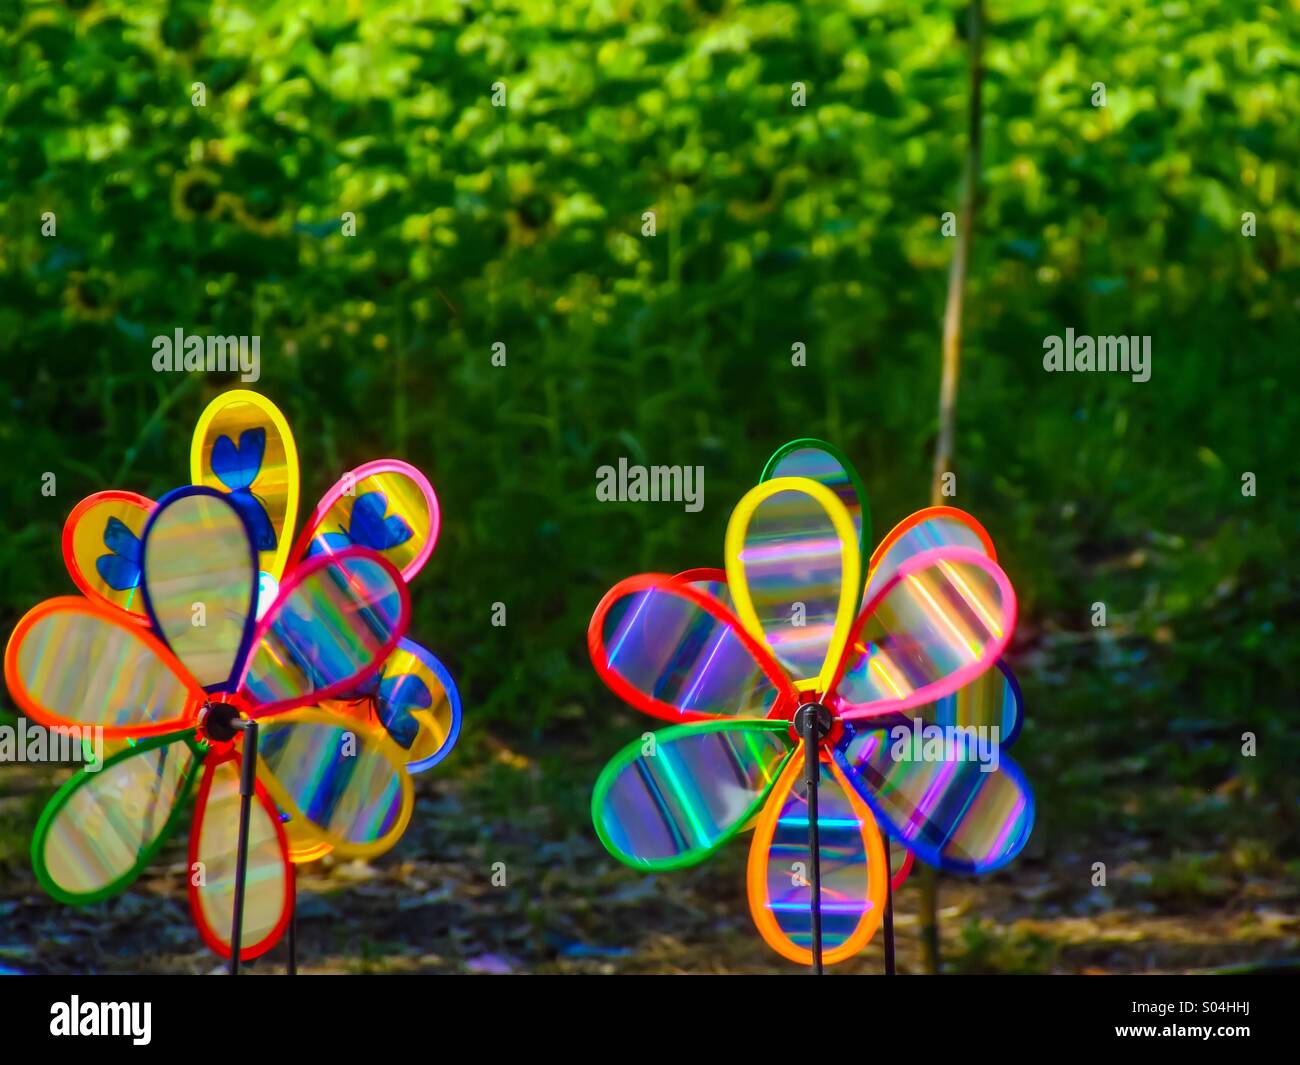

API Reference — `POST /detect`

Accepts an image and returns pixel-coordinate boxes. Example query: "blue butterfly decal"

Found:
[309,490,413,556]
[211,427,277,551]
[374,672,433,750]
[341,665,429,750]
[95,517,142,591]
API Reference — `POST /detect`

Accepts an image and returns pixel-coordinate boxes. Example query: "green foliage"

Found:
[0,0,1297,851]
[950,917,1057,974]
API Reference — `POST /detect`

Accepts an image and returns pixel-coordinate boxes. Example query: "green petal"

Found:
[32,731,202,905]
[760,438,872,614]
[592,719,793,872]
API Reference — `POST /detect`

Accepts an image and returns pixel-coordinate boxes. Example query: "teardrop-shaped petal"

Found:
[593,719,794,871]
[61,491,154,621]
[848,658,1023,745]
[291,460,440,583]
[188,752,293,960]
[372,638,462,773]
[830,547,1016,720]
[746,749,887,965]
[861,510,1019,745]
[762,439,871,589]
[725,477,861,691]
[5,598,204,736]
[669,569,817,716]
[238,548,410,714]
[670,567,732,609]
[927,658,1024,746]
[279,696,378,864]
[191,389,301,581]
[866,506,996,601]
[140,487,259,690]
[32,732,201,903]
[255,709,413,858]
[589,574,795,723]
[833,725,1035,873]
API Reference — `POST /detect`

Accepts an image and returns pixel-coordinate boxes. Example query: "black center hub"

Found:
[792,702,834,742]
[200,701,242,743]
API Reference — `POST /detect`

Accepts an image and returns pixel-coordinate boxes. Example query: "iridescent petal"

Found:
[32,732,200,903]
[833,724,1035,873]
[292,460,439,582]
[140,487,258,689]
[256,709,413,857]
[593,719,793,870]
[831,547,1016,720]
[746,749,887,965]
[865,506,996,601]
[5,597,204,736]
[61,490,154,620]
[725,477,860,690]
[188,753,293,960]
[589,573,795,723]
[762,439,871,586]
[191,389,301,581]
[372,638,462,773]
[238,549,409,714]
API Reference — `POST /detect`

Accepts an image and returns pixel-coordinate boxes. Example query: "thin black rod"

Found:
[883,843,896,976]
[801,712,824,976]
[287,864,298,976]
[228,718,259,977]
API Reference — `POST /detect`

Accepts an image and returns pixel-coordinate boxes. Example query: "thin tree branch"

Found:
[930,0,985,505]
[920,0,986,977]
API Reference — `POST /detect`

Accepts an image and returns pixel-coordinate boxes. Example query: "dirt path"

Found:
[2,751,1296,975]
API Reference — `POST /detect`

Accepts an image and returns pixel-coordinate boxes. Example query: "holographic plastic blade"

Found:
[762,439,871,592]
[929,658,1023,745]
[32,732,201,904]
[866,506,996,601]
[140,487,258,690]
[279,760,338,863]
[238,548,410,714]
[746,750,887,966]
[61,491,154,620]
[4,597,205,736]
[725,477,860,691]
[189,753,292,960]
[850,658,1023,746]
[191,389,301,582]
[371,638,462,773]
[278,695,384,863]
[292,460,440,583]
[831,547,1016,720]
[592,719,794,871]
[671,567,734,611]
[589,574,795,724]
[833,725,1035,873]
[256,709,413,858]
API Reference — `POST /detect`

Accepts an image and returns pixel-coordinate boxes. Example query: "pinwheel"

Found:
[589,439,1034,970]
[5,390,461,966]
[189,392,462,858]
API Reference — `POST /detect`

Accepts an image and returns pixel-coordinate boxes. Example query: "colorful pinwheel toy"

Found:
[5,390,460,962]
[589,439,1034,968]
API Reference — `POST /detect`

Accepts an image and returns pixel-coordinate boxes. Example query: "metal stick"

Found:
[287,864,298,976]
[228,718,259,977]
[883,843,897,975]
[799,708,824,976]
